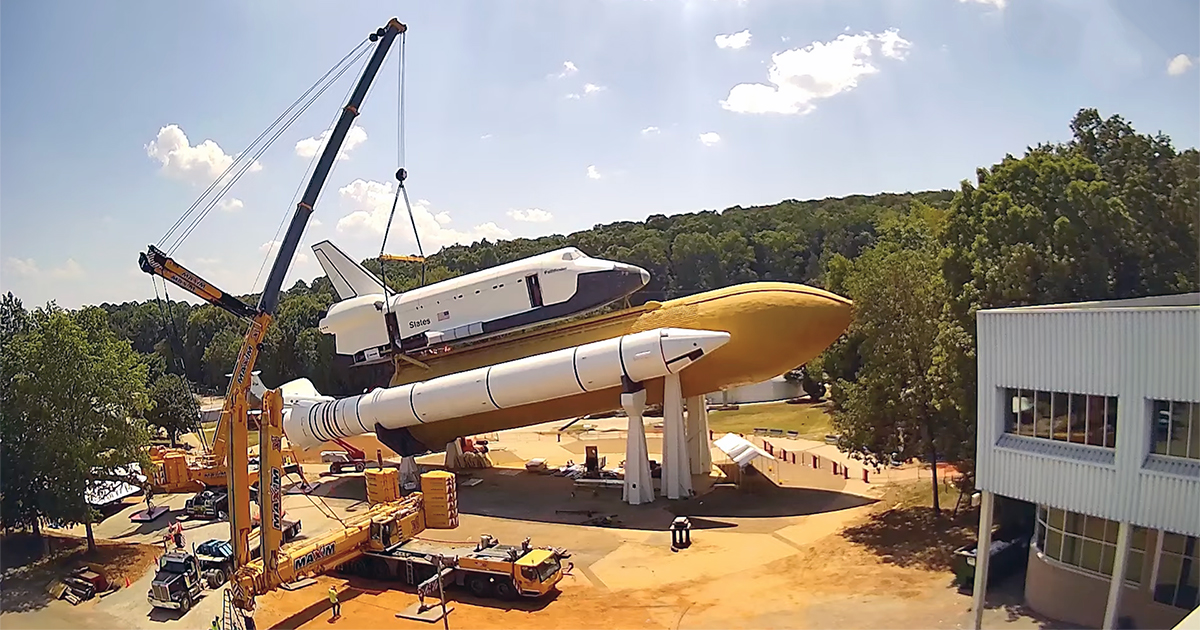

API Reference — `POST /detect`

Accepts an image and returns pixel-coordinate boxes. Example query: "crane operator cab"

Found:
[514,549,563,596]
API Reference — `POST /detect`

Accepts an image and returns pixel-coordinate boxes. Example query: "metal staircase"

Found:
[219,588,246,630]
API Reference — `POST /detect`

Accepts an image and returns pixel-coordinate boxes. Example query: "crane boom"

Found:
[137,17,408,572]
[258,18,407,315]
[139,246,257,320]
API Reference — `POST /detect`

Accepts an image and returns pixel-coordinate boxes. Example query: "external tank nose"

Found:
[650,282,852,395]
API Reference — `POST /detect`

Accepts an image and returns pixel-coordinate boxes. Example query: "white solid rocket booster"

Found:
[282,327,730,451]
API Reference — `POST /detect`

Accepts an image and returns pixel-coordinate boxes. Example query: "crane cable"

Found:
[158,37,372,255]
[377,31,427,323]
[250,42,372,295]
[149,276,206,450]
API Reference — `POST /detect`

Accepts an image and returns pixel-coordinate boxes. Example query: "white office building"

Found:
[971,294,1199,630]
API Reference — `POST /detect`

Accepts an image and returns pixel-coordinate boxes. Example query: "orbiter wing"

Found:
[312,240,386,301]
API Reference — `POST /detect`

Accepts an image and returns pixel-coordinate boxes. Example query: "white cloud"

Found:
[295,125,367,160]
[480,133,493,140]
[218,198,244,213]
[3,257,83,280]
[567,83,606,100]
[586,165,602,180]
[506,208,554,223]
[50,260,84,279]
[641,126,661,136]
[958,0,1006,9]
[715,29,752,50]
[258,240,309,265]
[1167,54,1194,76]
[550,61,578,79]
[699,132,722,146]
[506,207,552,222]
[193,257,221,265]
[335,180,512,249]
[145,124,262,184]
[721,28,912,115]
[4,257,40,277]
[310,217,323,227]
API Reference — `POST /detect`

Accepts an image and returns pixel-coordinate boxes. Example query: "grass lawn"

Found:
[706,401,833,439]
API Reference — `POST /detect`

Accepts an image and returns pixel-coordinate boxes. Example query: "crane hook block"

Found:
[396,168,407,183]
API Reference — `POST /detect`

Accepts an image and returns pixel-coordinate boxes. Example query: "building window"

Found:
[1005,388,1117,447]
[1151,400,1200,460]
[1034,505,1145,584]
[1154,532,1198,610]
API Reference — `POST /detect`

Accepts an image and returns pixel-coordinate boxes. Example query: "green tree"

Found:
[147,373,200,446]
[1,292,43,535]
[825,210,969,514]
[6,304,152,551]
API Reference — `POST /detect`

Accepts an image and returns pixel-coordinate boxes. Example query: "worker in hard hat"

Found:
[328,586,340,620]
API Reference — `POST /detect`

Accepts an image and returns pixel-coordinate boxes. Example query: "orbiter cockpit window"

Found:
[561,248,583,261]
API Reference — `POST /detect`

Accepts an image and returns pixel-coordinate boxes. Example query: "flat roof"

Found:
[981,292,1199,313]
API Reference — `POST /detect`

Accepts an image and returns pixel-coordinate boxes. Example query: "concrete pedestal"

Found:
[622,388,654,505]
[661,373,692,499]
[686,395,712,475]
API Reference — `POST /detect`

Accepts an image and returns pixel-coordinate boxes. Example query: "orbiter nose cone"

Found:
[660,328,731,373]
[640,268,650,285]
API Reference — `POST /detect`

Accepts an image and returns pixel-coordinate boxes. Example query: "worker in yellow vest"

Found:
[328,586,340,620]
[210,616,220,630]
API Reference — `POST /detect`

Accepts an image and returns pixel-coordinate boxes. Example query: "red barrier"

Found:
[812,455,819,468]
[709,430,713,440]
[862,469,869,483]
[832,462,839,475]
[843,466,849,479]
[791,453,796,465]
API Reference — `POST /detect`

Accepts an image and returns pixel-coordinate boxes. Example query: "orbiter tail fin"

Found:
[312,240,386,301]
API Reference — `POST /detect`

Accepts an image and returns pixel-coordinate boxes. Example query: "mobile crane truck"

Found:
[140,18,566,619]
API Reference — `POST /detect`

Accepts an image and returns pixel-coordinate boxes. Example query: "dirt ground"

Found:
[1,426,1060,630]
[248,473,1057,630]
[1,533,160,615]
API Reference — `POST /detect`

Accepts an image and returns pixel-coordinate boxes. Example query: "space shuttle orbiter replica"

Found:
[312,240,650,366]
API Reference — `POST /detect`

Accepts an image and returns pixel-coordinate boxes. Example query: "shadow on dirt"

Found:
[264,579,542,630]
[450,469,876,531]
[669,485,875,519]
[1,533,158,614]
[840,506,976,571]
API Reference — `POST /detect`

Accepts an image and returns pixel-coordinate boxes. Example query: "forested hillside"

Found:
[97,188,954,398]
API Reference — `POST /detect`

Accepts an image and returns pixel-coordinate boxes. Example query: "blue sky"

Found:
[2,0,1197,309]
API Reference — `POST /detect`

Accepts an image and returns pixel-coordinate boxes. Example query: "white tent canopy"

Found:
[85,464,147,506]
[713,432,774,468]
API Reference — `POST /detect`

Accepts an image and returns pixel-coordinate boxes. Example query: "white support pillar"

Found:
[686,395,712,476]
[1103,520,1132,630]
[971,490,995,630]
[444,439,464,470]
[622,388,654,505]
[661,373,692,499]
[399,455,419,492]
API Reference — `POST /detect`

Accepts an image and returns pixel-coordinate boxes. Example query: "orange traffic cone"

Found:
[124,575,131,588]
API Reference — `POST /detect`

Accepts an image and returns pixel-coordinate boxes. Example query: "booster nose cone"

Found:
[660,328,731,374]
